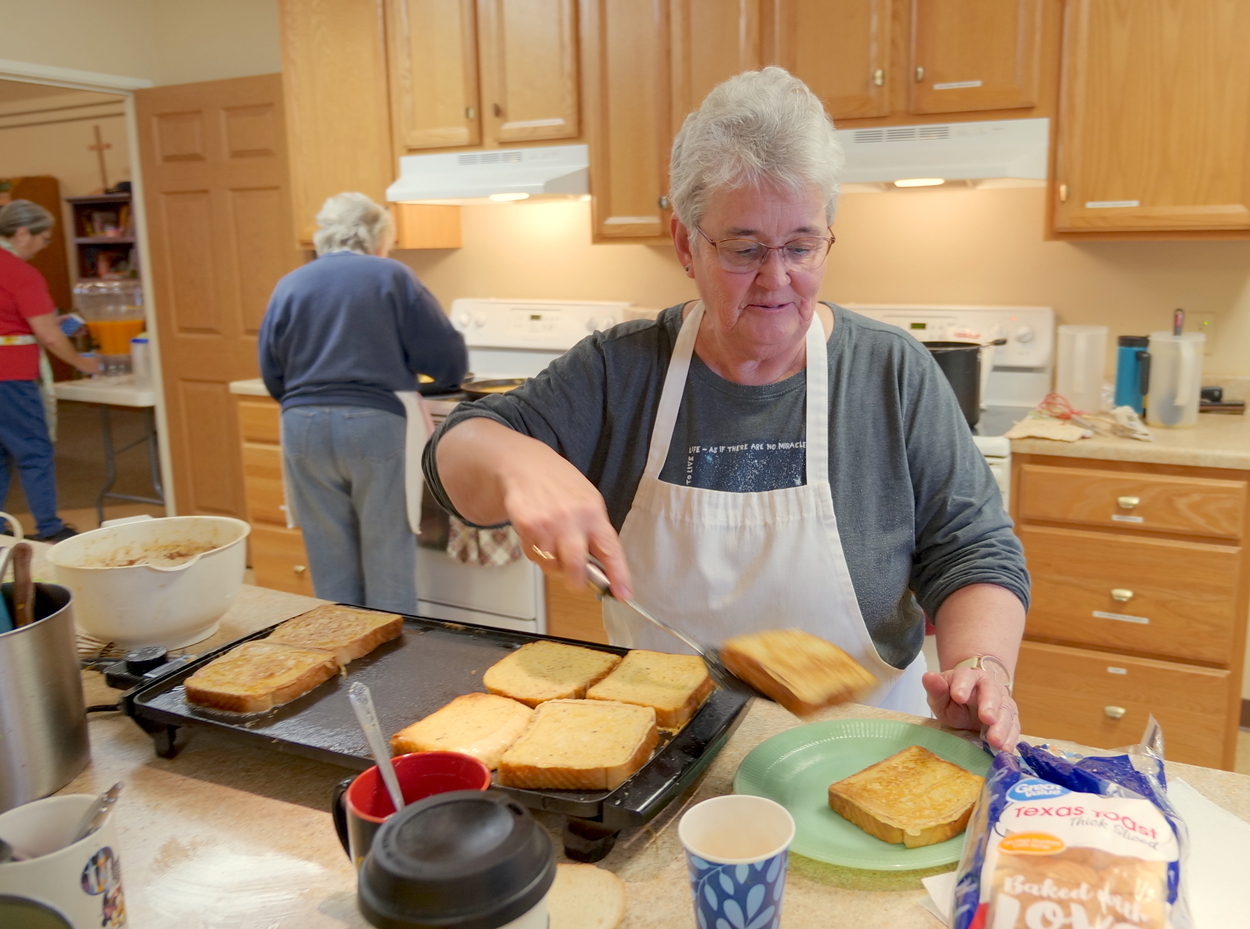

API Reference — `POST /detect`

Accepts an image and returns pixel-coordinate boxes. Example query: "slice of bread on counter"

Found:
[719,629,877,716]
[585,649,713,730]
[548,863,627,929]
[497,699,658,791]
[184,641,340,713]
[484,640,622,707]
[390,692,534,769]
[265,604,403,665]
[827,745,984,848]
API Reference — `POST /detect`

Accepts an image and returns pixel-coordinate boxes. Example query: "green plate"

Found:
[733,718,991,870]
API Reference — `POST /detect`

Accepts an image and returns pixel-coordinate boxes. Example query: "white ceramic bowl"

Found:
[45,515,250,648]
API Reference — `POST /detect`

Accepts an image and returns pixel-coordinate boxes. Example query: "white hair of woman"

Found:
[0,199,56,239]
[312,192,395,257]
[668,66,844,235]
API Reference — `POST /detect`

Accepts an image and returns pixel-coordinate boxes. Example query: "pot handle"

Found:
[331,776,354,856]
[144,553,205,574]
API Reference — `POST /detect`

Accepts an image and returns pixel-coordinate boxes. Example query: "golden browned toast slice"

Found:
[497,699,658,791]
[265,604,403,665]
[483,640,622,708]
[585,649,713,730]
[827,745,984,848]
[390,692,534,769]
[184,641,340,713]
[719,629,877,716]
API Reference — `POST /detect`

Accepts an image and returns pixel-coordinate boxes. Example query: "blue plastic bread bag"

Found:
[951,720,1191,929]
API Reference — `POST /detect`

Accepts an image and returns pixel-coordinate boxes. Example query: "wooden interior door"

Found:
[477,0,580,144]
[388,0,482,151]
[909,0,1043,114]
[764,0,891,121]
[1055,0,1250,233]
[581,0,671,241]
[135,74,300,518]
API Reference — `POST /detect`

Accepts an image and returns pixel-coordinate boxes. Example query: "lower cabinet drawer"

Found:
[1014,641,1232,769]
[1019,525,1241,665]
[249,522,315,597]
[242,443,287,525]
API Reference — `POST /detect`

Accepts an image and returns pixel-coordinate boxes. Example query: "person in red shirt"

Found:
[0,199,100,541]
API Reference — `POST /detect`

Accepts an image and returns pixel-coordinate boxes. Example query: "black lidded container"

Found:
[926,341,983,428]
[358,790,556,929]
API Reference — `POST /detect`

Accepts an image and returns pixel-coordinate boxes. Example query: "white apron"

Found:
[602,302,929,714]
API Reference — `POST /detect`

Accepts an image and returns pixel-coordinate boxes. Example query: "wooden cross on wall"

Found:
[88,125,111,191]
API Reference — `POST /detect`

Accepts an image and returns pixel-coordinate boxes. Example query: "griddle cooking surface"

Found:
[129,610,750,827]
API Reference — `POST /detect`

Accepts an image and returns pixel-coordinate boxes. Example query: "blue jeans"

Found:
[281,405,417,613]
[0,380,65,537]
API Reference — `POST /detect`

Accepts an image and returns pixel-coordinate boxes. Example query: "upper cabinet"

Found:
[908,0,1043,115]
[279,0,394,247]
[1053,0,1250,236]
[388,0,580,154]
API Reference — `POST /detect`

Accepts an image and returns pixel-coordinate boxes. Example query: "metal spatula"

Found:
[584,557,769,701]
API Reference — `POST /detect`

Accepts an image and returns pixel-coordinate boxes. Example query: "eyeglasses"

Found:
[695,226,835,273]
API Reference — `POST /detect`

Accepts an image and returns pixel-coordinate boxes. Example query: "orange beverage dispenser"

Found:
[73,280,145,375]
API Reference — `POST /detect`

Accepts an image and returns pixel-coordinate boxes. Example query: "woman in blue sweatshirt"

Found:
[259,193,467,612]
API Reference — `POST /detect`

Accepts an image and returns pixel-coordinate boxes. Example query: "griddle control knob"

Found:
[125,646,170,676]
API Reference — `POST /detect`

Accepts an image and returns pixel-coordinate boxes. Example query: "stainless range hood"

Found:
[837,118,1049,191]
[386,144,589,205]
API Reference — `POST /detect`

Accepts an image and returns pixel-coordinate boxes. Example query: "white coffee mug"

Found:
[0,793,127,928]
[0,511,23,540]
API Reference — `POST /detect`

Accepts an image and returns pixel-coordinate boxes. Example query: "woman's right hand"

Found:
[76,354,101,375]
[436,418,633,599]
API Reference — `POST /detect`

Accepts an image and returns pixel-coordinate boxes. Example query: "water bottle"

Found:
[131,337,152,387]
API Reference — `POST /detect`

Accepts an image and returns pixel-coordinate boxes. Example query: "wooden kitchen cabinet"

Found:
[1053,0,1250,236]
[387,0,579,153]
[545,577,609,643]
[234,394,315,597]
[1011,453,1250,769]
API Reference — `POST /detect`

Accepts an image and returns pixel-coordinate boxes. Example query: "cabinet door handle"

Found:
[1104,705,1127,719]
[1117,495,1141,510]
[465,106,475,120]
[873,68,884,87]
[915,66,925,82]
[493,102,502,118]
[1059,183,1068,202]
[293,564,307,574]
[658,195,670,210]
[1110,588,1134,602]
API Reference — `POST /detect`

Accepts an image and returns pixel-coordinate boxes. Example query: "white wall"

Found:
[0,0,280,86]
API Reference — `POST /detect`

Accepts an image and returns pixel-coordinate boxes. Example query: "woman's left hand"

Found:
[922,668,1020,752]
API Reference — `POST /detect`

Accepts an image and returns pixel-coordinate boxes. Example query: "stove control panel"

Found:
[450,298,633,351]
[843,304,1055,369]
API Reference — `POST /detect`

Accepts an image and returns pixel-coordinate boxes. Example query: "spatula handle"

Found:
[11,543,34,628]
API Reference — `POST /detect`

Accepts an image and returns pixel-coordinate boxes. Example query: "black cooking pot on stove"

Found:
[925,339,1006,429]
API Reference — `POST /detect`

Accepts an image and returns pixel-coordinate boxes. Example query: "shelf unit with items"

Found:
[1009,453,1249,769]
[233,391,316,597]
[64,192,137,279]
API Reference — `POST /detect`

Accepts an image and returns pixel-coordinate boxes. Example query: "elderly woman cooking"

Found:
[423,68,1028,750]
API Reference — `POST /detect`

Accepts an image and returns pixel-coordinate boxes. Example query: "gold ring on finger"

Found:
[530,544,556,561]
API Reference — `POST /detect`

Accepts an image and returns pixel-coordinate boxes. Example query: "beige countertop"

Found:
[1011,409,1250,470]
[228,378,270,397]
[32,578,1247,928]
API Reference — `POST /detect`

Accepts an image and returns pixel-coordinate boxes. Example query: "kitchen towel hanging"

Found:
[446,517,523,567]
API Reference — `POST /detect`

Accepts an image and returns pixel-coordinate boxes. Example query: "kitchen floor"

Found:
[1,398,165,534]
[921,635,1250,775]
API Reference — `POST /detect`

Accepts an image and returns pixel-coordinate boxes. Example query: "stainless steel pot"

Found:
[0,584,89,812]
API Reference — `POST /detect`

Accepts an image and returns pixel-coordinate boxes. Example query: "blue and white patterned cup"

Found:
[678,795,795,929]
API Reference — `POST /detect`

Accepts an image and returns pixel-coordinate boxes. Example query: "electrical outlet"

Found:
[1194,314,1217,354]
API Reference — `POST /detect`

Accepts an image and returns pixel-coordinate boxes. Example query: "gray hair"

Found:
[312,192,394,256]
[0,199,55,238]
[669,66,844,233]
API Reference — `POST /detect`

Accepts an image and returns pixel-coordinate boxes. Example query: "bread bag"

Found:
[952,719,1192,929]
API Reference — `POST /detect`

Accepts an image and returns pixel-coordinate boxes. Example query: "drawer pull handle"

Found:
[1110,588,1134,602]
[293,564,307,574]
[1117,495,1140,510]
[1104,705,1127,719]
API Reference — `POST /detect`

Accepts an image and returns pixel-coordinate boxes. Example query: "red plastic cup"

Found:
[332,752,491,866]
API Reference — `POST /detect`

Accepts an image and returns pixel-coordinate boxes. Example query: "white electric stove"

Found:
[418,299,632,634]
[844,304,1056,506]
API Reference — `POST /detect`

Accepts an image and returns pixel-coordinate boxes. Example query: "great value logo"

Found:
[1006,779,1070,802]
